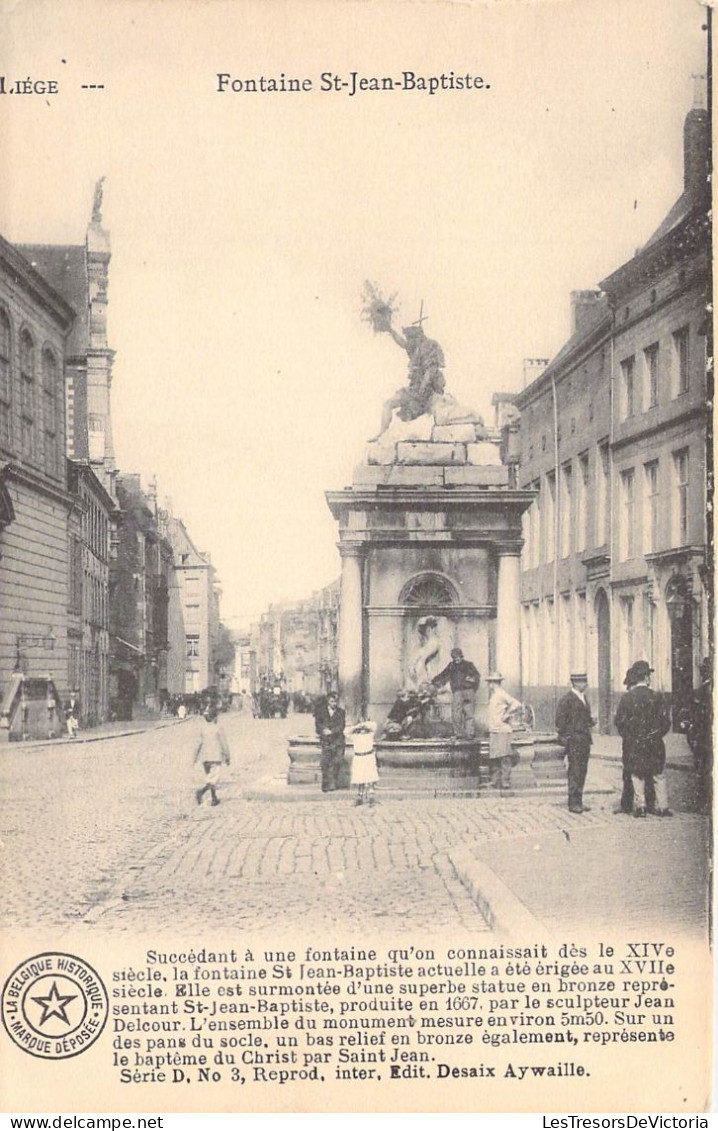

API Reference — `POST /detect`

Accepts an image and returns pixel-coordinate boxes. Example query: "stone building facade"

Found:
[516,94,710,731]
[164,515,221,694]
[67,461,114,724]
[19,184,116,497]
[110,474,172,716]
[254,580,339,697]
[18,189,118,724]
[0,236,76,736]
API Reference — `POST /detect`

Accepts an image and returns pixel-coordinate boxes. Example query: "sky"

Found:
[1,0,708,626]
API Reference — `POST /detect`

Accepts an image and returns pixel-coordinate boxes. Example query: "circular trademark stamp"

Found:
[1,952,108,1059]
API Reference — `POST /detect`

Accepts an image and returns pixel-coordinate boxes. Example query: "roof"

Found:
[165,515,210,569]
[16,244,88,356]
[640,191,693,251]
[0,236,76,331]
[67,459,117,513]
[515,297,610,407]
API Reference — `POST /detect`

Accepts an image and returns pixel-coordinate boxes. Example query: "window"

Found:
[521,605,533,688]
[530,603,540,686]
[576,454,589,553]
[0,308,10,448]
[673,449,689,546]
[559,593,572,684]
[643,343,659,409]
[69,536,82,614]
[643,461,659,555]
[185,576,199,594]
[621,355,636,418]
[544,599,555,684]
[559,463,572,558]
[619,468,636,560]
[596,442,609,546]
[544,472,556,563]
[19,329,35,462]
[574,591,587,673]
[186,634,200,658]
[643,593,655,672]
[185,602,200,625]
[619,596,635,676]
[42,349,58,477]
[400,573,459,606]
[672,326,689,396]
[530,482,540,568]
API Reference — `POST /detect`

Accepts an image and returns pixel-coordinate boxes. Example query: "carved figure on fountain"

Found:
[362,283,488,450]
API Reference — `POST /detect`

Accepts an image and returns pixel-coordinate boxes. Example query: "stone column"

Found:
[337,543,365,723]
[495,543,522,697]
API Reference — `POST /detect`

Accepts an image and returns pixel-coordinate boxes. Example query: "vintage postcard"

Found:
[0,0,713,1116]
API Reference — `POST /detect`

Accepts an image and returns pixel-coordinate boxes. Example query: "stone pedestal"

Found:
[326,434,535,730]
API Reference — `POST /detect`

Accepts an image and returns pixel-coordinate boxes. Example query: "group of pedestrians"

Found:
[192,654,707,817]
[556,661,675,818]
[314,692,379,804]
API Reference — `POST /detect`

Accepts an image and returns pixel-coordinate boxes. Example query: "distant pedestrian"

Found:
[349,720,379,806]
[64,690,81,738]
[194,704,231,807]
[615,661,672,818]
[486,672,523,790]
[314,691,346,793]
[555,672,594,814]
[431,647,480,739]
[177,699,187,720]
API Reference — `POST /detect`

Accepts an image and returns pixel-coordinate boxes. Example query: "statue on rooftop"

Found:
[92,176,106,224]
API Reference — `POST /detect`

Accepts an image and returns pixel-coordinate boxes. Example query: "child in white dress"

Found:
[349,720,379,806]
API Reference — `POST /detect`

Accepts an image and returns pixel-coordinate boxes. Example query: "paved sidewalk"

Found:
[449,740,709,938]
[1,715,708,942]
[452,812,710,937]
[6,713,186,751]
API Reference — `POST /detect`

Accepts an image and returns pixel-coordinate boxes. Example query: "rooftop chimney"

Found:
[684,74,709,198]
[522,358,550,388]
[570,290,604,335]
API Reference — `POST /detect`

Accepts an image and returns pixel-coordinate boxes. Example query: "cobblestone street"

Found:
[0,713,709,940]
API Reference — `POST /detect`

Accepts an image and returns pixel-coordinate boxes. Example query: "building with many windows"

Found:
[164,515,221,695]
[253,580,340,698]
[0,236,76,736]
[67,460,115,724]
[18,188,119,725]
[110,474,172,716]
[19,181,117,498]
[516,91,710,731]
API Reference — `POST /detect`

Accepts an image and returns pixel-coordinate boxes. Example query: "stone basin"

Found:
[287,730,566,790]
[376,737,484,771]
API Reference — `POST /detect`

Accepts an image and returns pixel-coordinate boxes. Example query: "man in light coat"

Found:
[486,672,523,790]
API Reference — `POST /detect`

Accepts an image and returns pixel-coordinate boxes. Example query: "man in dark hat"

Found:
[432,647,481,739]
[615,661,672,818]
[555,672,594,814]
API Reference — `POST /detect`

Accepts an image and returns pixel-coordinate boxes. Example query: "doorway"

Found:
[666,575,693,731]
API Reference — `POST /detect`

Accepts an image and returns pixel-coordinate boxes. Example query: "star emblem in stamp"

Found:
[1,952,108,1059]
